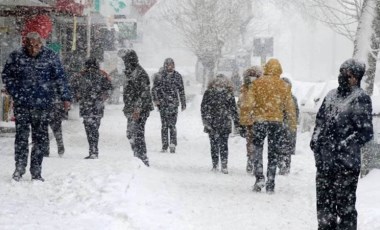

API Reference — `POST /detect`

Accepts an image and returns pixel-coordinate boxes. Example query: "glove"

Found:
[239,126,247,138]
[204,126,212,134]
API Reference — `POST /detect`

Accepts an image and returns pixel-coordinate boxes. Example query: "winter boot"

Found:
[169,144,176,153]
[12,170,24,182]
[31,175,45,182]
[58,144,65,157]
[221,164,228,174]
[252,177,265,192]
[84,154,98,159]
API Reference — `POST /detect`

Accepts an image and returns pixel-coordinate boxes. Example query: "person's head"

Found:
[84,57,99,70]
[339,58,366,89]
[208,73,233,92]
[243,66,263,84]
[118,49,139,73]
[264,58,283,77]
[25,32,43,57]
[164,58,175,73]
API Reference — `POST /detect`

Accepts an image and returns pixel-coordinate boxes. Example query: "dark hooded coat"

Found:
[310,87,373,171]
[201,76,239,134]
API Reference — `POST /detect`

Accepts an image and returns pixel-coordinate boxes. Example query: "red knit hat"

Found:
[22,15,52,42]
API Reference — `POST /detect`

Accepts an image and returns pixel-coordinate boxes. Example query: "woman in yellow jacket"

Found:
[238,66,263,173]
[247,58,297,193]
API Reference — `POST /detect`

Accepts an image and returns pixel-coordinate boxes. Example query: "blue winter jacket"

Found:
[310,87,373,172]
[1,46,71,109]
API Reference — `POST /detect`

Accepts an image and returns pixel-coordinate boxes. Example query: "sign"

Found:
[253,37,273,65]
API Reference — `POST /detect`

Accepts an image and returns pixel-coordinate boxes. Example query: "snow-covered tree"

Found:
[158,0,257,91]
[284,0,379,95]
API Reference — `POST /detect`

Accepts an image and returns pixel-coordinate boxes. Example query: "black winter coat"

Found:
[123,64,154,117]
[201,87,239,134]
[151,70,186,111]
[71,69,112,117]
[310,87,373,172]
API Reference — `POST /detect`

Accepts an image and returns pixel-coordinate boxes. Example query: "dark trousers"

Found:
[208,132,229,168]
[252,121,283,190]
[48,118,64,155]
[14,107,50,177]
[159,108,178,149]
[127,113,149,164]
[83,116,102,156]
[316,169,359,230]
[277,127,296,173]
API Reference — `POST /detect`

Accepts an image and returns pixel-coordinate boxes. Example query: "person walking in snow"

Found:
[45,85,67,157]
[201,74,240,174]
[119,49,154,166]
[1,31,71,181]
[151,58,186,153]
[237,66,263,173]
[276,77,299,175]
[310,59,373,230]
[247,58,297,193]
[70,57,112,159]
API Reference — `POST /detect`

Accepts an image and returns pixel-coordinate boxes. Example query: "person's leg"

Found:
[252,122,267,191]
[266,122,282,192]
[168,110,178,153]
[336,170,360,230]
[219,133,229,174]
[160,109,169,151]
[83,117,99,158]
[246,125,254,173]
[316,170,338,230]
[134,113,149,166]
[209,133,219,169]
[49,118,64,156]
[30,109,50,180]
[13,107,31,180]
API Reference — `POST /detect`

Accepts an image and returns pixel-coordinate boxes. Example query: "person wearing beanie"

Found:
[247,58,297,193]
[201,74,240,174]
[310,58,373,230]
[70,56,112,159]
[238,66,263,173]
[2,31,71,182]
[151,58,186,153]
[120,49,153,166]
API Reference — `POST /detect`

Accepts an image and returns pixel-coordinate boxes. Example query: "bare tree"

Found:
[159,0,257,91]
[284,0,379,95]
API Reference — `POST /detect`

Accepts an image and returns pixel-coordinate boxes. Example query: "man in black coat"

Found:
[151,58,186,153]
[310,58,373,230]
[120,49,154,166]
[71,57,112,159]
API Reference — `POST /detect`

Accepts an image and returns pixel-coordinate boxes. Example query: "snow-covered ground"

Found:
[0,82,379,230]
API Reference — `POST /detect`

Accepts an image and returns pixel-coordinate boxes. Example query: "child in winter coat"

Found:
[201,74,240,174]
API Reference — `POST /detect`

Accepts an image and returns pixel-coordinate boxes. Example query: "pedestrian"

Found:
[119,49,154,166]
[1,31,71,181]
[45,87,67,157]
[277,77,299,175]
[70,57,112,159]
[238,66,263,173]
[310,58,373,230]
[248,58,297,193]
[201,74,240,174]
[151,58,186,153]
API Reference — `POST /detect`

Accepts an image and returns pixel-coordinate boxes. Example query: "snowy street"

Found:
[0,82,379,230]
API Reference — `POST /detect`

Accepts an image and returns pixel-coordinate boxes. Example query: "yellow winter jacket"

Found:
[248,59,297,131]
